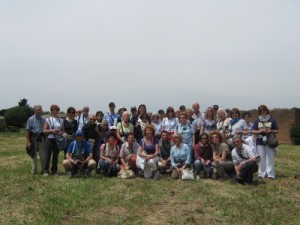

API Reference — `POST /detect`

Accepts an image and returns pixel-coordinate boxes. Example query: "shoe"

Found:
[196,175,201,180]
[153,172,160,180]
[68,171,73,178]
[212,168,218,179]
[43,172,49,177]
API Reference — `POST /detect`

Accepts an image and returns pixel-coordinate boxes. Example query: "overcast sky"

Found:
[0,1,299,113]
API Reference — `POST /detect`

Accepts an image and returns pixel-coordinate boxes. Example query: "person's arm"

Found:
[43,119,58,135]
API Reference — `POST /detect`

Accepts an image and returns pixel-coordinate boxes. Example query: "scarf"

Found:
[230,118,240,126]
[259,115,271,123]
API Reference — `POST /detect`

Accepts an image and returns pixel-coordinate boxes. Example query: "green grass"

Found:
[0,134,300,225]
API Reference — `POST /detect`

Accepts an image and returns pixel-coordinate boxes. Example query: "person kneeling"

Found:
[231,136,258,185]
[63,130,96,178]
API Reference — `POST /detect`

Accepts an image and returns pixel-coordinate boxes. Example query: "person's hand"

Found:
[201,159,205,165]
[107,158,113,165]
[27,142,32,149]
[126,155,132,162]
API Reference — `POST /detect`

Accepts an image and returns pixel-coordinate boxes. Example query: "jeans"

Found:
[239,161,258,184]
[97,159,120,177]
[194,160,213,175]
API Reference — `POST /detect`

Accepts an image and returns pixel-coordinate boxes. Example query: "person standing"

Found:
[103,102,119,129]
[76,106,89,130]
[252,105,278,180]
[26,105,46,174]
[43,104,64,176]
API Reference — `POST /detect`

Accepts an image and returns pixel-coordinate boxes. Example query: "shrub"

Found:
[289,123,300,145]
[4,106,33,128]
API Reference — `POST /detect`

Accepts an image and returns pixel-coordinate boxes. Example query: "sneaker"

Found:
[43,172,49,177]
[68,171,74,179]
[153,172,160,180]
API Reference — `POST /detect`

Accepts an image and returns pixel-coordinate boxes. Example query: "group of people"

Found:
[26,102,278,184]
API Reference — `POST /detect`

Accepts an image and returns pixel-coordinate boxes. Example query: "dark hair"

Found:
[106,131,116,139]
[67,107,75,114]
[96,111,104,117]
[242,111,251,118]
[200,133,209,142]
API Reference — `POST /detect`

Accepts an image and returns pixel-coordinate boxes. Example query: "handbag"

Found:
[55,134,68,151]
[181,167,195,180]
[267,134,279,148]
[118,168,135,179]
[136,154,145,170]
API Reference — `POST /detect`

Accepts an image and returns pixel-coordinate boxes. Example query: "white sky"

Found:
[0,1,299,113]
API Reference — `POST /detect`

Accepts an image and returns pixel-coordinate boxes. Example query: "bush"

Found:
[289,123,300,145]
[4,106,33,128]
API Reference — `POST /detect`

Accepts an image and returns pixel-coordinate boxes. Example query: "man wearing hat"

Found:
[62,130,96,178]
[103,102,119,129]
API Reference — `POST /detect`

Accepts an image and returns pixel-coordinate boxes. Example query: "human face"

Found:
[127,135,134,145]
[123,113,129,122]
[233,138,242,149]
[259,108,268,115]
[108,135,115,144]
[218,111,225,120]
[89,116,96,124]
[145,128,153,137]
[34,106,42,117]
[243,114,250,123]
[179,115,187,124]
[168,111,174,118]
[192,104,199,114]
[211,135,220,144]
[51,107,59,116]
[96,113,103,122]
[161,132,168,141]
[102,122,108,131]
[200,135,208,144]
[76,135,83,142]
[231,111,239,118]
[174,137,181,146]
[82,108,89,116]
[152,115,159,123]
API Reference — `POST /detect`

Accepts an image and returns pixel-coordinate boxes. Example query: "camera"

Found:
[262,136,267,144]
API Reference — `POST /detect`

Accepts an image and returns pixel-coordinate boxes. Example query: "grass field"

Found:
[0,133,300,225]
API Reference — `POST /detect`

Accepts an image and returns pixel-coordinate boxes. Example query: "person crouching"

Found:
[62,130,96,178]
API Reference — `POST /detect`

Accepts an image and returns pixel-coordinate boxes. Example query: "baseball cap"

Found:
[213,105,219,110]
[75,130,83,136]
